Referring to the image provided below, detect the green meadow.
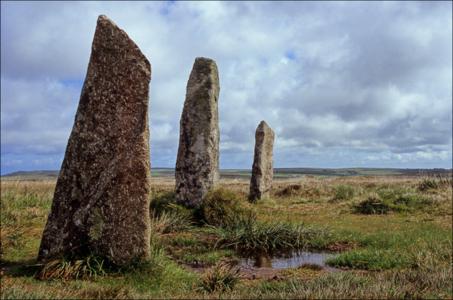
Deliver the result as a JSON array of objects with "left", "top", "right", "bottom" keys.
[{"left": 1, "top": 174, "right": 451, "bottom": 299}]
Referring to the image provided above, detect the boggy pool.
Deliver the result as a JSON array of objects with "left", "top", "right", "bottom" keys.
[{"left": 239, "top": 251, "right": 339, "bottom": 271}]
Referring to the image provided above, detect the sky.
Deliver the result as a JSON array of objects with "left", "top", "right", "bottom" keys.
[{"left": 1, "top": 1, "right": 452, "bottom": 174}]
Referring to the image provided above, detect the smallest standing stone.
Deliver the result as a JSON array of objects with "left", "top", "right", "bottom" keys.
[{"left": 249, "top": 121, "right": 275, "bottom": 202}]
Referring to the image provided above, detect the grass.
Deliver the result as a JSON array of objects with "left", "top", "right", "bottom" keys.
[
  {"left": 198, "top": 261, "right": 240, "bottom": 293},
  {"left": 332, "top": 184, "right": 355, "bottom": 202},
  {"left": 237, "top": 265, "right": 452, "bottom": 299},
  {"left": 200, "top": 188, "right": 333, "bottom": 254},
  {"left": 214, "top": 220, "right": 332, "bottom": 254},
  {"left": 353, "top": 193, "right": 391, "bottom": 214},
  {"left": 201, "top": 187, "right": 253, "bottom": 227},
  {"left": 1, "top": 175, "right": 452, "bottom": 299},
  {"left": 151, "top": 208, "right": 193, "bottom": 234},
  {"left": 36, "top": 255, "right": 107, "bottom": 280},
  {"left": 418, "top": 174, "right": 452, "bottom": 192},
  {"left": 161, "top": 229, "right": 234, "bottom": 267},
  {"left": 354, "top": 187, "right": 436, "bottom": 214}
]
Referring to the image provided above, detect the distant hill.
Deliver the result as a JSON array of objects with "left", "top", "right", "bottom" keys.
[
  {"left": 3, "top": 170, "right": 60, "bottom": 177},
  {"left": 273, "top": 167, "right": 451, "bottom": 177},
  {"left": 1, "top": 170, "right": 60, "bottom": 181},
  {"left": 2, "top": 167, "right": 451, "bottom": 181}
]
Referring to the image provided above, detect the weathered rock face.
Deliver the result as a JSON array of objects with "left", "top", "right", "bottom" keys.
[
  {"left": 38, "top": 15, "right": 152, "bottom": 266},
  {"left": 249, "top": 121, "right": 275, "bottom": 202},
  {"left": 175, "top": 57, "right": 220, "bottom": 208}
]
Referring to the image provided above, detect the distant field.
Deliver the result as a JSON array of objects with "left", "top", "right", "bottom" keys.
[{"left": 2, "top": 167, "right": 451, "bottom": 181}]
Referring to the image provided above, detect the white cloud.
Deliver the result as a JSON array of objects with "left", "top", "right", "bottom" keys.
[{"left": 1, "top": 1, "right": 451, "bottom": 173}]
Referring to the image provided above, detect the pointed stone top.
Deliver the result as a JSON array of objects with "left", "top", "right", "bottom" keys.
[
  {"left": 191, "top": 57, "right": 218, "bottom": 76},
  {"left": 96, "top": 15, "right": 120, "bottom": 29},
  {"left": 186, "top": 57, "right": 219, "bottom": 95},
  {"left": 257, "top": 120, "right": 273, "bottom": 133},
  {"left": 91, "top": 14, "right": 150, "bottom": 76},
  {"left": 97, "top": 14, "right": 111, "bottom": 22},
  {"left": 259, "top": 120, "right": 269, "bottom": 128},
  {"left": 195, "top": 57, "right": 217, "bottom": 65}
]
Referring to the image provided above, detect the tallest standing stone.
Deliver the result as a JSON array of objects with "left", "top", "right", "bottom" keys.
[
  {"left": 38, "top": 15, "right": 152, "bottom": 266},
  {"left": 175, "top": 57, "right": 220, "bottom": 208}
]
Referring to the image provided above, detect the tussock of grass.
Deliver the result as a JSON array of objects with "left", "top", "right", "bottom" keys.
[
  {"left": 201, "top": 188, "right": 332, "bottom": 253},
  {"left": 418, "top": 174, "right": 452, "bottom": 192},
  {"left": 418, "top": 178, "right": 440, "bottom": 191},
  {"left": 151, "top": 205, "right": 193, "bottom": 234},
  {"left": 275, "top": 184, "right": 302, "bottom": 197},
  {"left": 354, "top": 188, "right": 435, "bottom": 214},
  {"left": 149, "top": 191, "right": 177, "bottom": 214},
  {"left": 199, "top": 261, "right": 240, "bottom": 293},
  {"left": 331, "top": 185, "right": 355, "bottom": 202},
  {"left": 353, "top": 193, "right": 390, "bottom": 214},
  {"left": 150, "top": 190, "right": 195, "bottom": 233},
  {"left": 274, "top": 183, "right": 322, "bottom": 199},
  {"left": 215, "top": 220, "right": 331, "bottom": 254},
  {"left": 36, "top": 255, "right": 106, "bottom": 280},
  {"left": 201, "top": 188, "right": 254, "bottom": 228}
]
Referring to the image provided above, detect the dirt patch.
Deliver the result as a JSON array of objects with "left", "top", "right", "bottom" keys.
[
  {"left": 326, "top": 241, "right": 357, "bottom": 252},
  {"left": 240, "top": 263, "right": 332, "bottom": 280},
  {"left": 240, "top": 265, "right": 281, "bottom": 280},
  {"left": 275, "top": 184, "right": 302, "bottom": 197},
  {"left": 182, "top": 261, "right": 309, "bottom": 280}
]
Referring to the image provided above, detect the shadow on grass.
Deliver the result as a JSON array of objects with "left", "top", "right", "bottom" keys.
[
  {"left": 0, "top": 258, "right": 42, "bottom": 277},
  {"left": 150, "top": 190, "right": 178, "bottom": 215}
]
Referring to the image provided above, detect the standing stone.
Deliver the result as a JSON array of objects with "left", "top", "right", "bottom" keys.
[
  {"left": 175, "top": 57, "right": 220, "bottom": 208},
  {"left": 38, "top": 15, "right": 152, "bottom": 266},
  {"left": 249, "top": 121, "right": 275, "bottom": 202}
]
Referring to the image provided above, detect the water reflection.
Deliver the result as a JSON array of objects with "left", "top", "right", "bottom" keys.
[{"left": 240, "top": 251, "right": 337, "bottom": 270}]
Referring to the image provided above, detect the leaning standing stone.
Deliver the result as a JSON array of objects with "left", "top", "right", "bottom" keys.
[
  {"left": 38, "top": 15, "right": 152, "bottom": 266},
  {"left": 175, "top": 57, "right": 220, "bottom": 208},
  {"left": 249, "top": 121, "right": 275, "bottom": 202}
]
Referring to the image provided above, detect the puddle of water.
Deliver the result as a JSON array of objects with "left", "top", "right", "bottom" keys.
[{"left": 239, "top": 251, "right": 338, "bottom": 270}]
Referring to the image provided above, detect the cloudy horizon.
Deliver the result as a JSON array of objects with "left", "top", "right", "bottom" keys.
[{"left": 1, "top": 1, "right": 452, "bottom": 175}]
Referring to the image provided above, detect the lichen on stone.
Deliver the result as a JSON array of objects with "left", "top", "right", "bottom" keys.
[
  {"left": 88, "top": 207, "right": 104, "bottom": 241},
  {"left": 38, "top": 15, "right": 152, "bottom": 266},
  {"left": 249, "top": 121, "right": 275, "bottom": 202},
  {"left": 175, "top": 57, "right": 220, "bottom": 208}
]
